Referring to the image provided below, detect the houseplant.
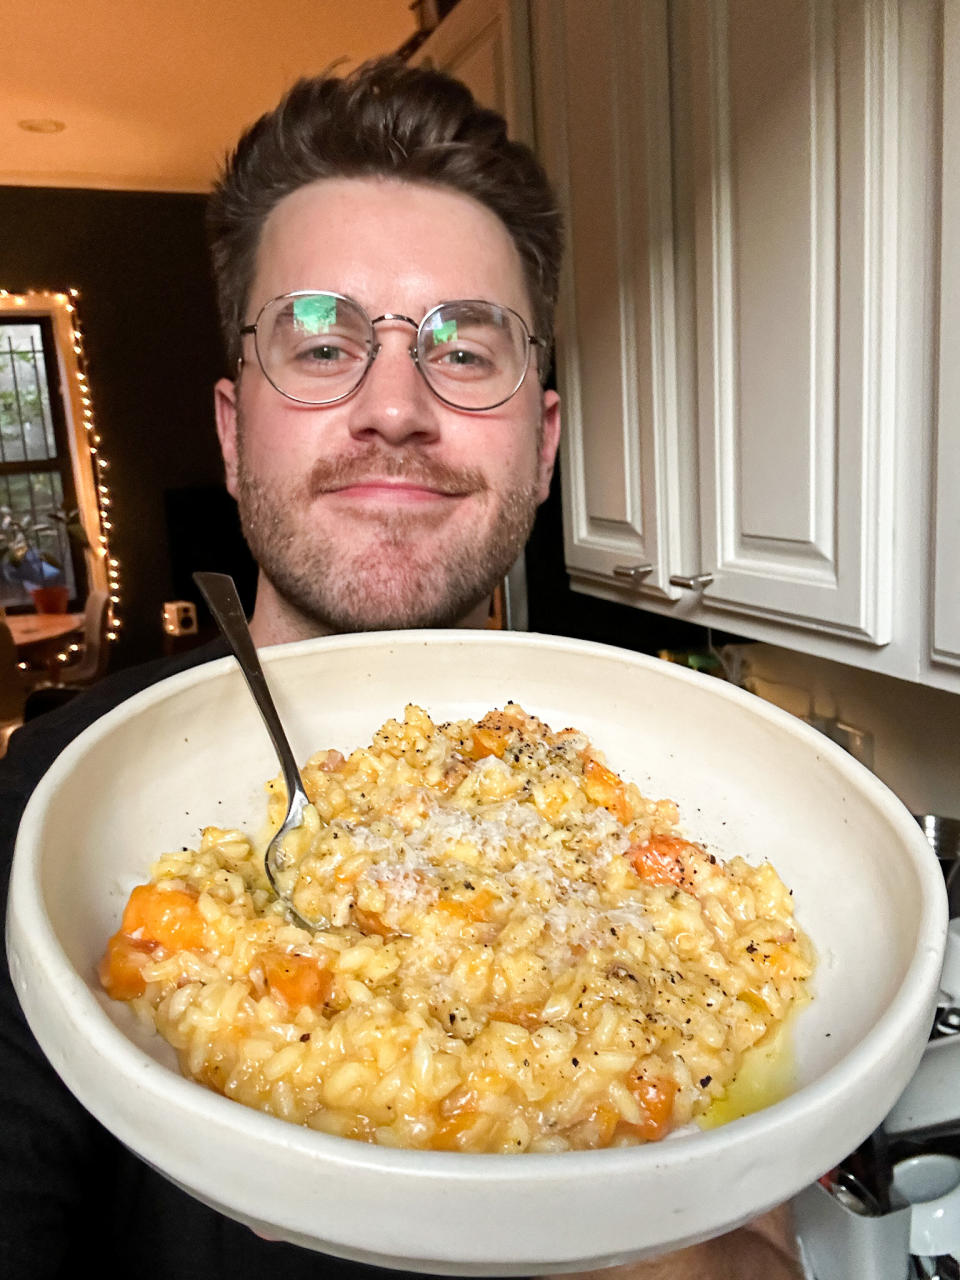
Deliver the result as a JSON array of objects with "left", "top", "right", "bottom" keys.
[{"left": 0, "top": 505, "right": 89, "bottom": 613}]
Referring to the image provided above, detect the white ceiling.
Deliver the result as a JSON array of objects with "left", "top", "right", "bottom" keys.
[{"left": 3, "top": 0, "right": 417, "bottom": 193}]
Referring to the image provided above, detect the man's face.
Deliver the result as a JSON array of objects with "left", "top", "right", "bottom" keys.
[{"left": 215, "top": 177, "right": 560, "bottom": 641}]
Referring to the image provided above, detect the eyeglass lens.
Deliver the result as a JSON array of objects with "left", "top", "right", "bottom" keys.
[{"left": 254, "top": 293, "right": 532, "bottom": 409}]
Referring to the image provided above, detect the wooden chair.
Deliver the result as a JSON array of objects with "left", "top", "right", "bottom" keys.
[{"left": 55, "top": 588, "right": 110, "bottom": 686}]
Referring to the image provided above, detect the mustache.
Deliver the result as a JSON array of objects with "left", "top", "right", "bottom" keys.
[{"left": 306, "top": 450, "right": 488, "bottom": 497}]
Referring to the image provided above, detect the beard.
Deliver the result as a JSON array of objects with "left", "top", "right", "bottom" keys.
[{"left": 234, "top": 434, "right": 542, "bottom": 634}]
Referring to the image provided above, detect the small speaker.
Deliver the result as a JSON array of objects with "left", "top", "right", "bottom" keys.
[{"left": 162, "top": 600, "right": 198, "bottom": 637}]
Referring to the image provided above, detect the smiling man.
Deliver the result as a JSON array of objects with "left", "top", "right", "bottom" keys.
[
  {"left": 0, "top": 57, "right": 800, "bottom": 1280},
  {"left": 208, "top": 71, "right": 560, "bottom": 645}
]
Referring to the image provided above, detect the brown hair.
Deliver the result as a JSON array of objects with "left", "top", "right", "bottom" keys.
[{"left": 207, "top": 56, "right": 563, "bottom": 372}]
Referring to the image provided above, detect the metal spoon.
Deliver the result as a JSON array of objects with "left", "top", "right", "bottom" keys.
[{"left": 193, "top": 572, "right": 317, "bottom": 929}]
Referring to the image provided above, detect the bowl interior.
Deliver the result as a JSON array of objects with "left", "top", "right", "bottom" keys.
[{"left": 41, "top": 631, "right": 933, "bottom": 1083}]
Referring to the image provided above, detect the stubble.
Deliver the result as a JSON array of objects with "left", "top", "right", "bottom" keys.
[{"left": 234, "top": 430, "right": 541, "bottom": 634}]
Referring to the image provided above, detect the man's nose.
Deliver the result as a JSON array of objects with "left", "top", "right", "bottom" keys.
[{"left": 345, "top": 330, "right": 442, "bottom": 446}]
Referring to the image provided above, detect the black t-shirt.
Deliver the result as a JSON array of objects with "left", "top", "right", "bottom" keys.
[{"left": 0, "top": 643, "right": 463, "bottom": 1279}]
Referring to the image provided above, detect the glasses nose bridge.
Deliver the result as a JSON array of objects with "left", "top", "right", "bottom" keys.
[{"left": 368, "top": 311, "right": 423, "bottom": 372}]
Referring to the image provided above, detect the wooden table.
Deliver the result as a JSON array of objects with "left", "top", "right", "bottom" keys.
[
  {"left": 7, "top": 613, "right": 85, "bottom": 679},
  {"left": 7, "top": 612, "right": 84, "bottom": 652}
]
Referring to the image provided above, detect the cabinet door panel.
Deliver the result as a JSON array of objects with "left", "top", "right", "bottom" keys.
[
  {"left": 412, "top": 0, "right": 533, "bottom": 143},
  {"left": 932, "top": 0, "right": 960, "bottom": 670},
  {"left": 689, "top": 0, "right": 896, "bottom": 642},
  {"left": 534, "top": 0, "right": 685, "bottom": 599}
]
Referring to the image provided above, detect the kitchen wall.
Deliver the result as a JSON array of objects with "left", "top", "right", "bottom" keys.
[
  {"left": 731, "top": 644, "right": 960, "bottom": 822},
  {"left": 0, "top": 185, "right": 254, "bottom": 668}
]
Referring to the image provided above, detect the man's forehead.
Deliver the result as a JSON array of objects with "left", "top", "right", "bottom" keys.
[{"left": 248, "top": 175, "right": 532, "bottom": 321}]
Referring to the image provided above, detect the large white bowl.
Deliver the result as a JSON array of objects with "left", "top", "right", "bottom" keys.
[{"left": 7, "top": 631, "right": 947, "bottom": 1273}]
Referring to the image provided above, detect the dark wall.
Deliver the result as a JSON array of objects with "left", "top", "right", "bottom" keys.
[{"left": 0, "top": 186, "right": 253, "bottom": 668}]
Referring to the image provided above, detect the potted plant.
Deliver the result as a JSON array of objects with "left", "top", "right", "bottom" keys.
[{"left": 0, "top": 505, "right": 89, "bottom": 613}]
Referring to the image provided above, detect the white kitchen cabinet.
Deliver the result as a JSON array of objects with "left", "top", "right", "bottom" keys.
[
  {"left": 930, "top": 0, "right": 960, "bottom": 679},
  {"left": 538, "top": 0, "right": 898, "bottom": 638},
  {"left": 534, "top": 0, "right": 952, "bottom": 690},
  {"left": 411, "top": 0, "right": 533, "bottom": 144},
  {"left": 532, "top": 0, "right": 695, "bottom": 606}
]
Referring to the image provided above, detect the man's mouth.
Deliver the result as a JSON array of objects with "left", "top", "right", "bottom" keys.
[{"left": 324, "top": 478, "right": 466, "bottom": 504}]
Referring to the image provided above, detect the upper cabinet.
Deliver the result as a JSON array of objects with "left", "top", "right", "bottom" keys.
[
  {"left": 532, "top": 0, "right": 953, "bottom": 692},
  {"left": 411, "top": 0, "right": 533, "bottom": 143}
]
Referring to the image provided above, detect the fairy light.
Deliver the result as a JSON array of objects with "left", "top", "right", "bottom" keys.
[
  {"left": 69, "top": 289, "right": 121, "bottom": 641},
  {"left": 1, "top": 287, "right": 122, "bottom": 645}
]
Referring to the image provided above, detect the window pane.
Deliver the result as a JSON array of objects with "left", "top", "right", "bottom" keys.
[
  {"left": 0, "top": 311, "right": 88, "bottom": 612},
  {"left": 0, "top": 323, "right": 56, "bottom": 464},
  {"left": 1, "top": 467, "right": 76, "bottom": 610}
]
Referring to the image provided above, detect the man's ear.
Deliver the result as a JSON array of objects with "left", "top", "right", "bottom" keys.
[
  {"left": 536, "top": 389, "right": 561, "bottom": 504},
  {"left": 214, "top": 377, "right": 240, "bottom": 498}
]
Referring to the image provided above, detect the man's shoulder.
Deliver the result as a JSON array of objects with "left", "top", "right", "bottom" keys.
[{"left": 2, "top": 639, "right": 229, "bottom": 796}]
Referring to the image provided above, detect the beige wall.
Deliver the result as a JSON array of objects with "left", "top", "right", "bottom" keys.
[{"left": 726, "top": 644, "right": 960, "bottom": 820}]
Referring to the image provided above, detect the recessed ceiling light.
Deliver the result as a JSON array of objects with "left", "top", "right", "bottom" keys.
[{"left": 18, "top": 118, "right": 67, "bottom": 134}]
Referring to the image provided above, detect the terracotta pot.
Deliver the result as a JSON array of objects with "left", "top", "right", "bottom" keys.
[{"left": 29, "top": 585, "right": 70, "bottom": 614}]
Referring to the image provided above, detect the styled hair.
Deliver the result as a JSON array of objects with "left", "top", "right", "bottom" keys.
[{"left": 207, "top": 56, "right": 563, "bottom": 372}]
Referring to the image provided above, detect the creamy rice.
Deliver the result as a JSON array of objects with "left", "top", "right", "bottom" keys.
[{"left": 100, "top": 703, "right": 813, "bottom": 1152}]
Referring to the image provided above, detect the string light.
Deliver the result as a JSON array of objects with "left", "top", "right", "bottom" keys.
[{"left": 1, "top": 287, "right": 122, "bottom": 651}]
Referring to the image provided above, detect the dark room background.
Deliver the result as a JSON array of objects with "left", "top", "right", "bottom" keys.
[
  {"left": 0, "top": 185, "right": 255, "bottom": 668},
  {"left": 0, "top": 182, "right": 712, "bottom": 672}
]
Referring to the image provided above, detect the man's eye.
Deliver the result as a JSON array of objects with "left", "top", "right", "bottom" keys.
[
  {"left": 433, "top": 347, "right": 492, "bottom": 372},
  {"left": 290, "top": 341, "right": 362, "bottom": 371},
  {"left": 302, "top": 344, "right": 343, "bottom": 362}
]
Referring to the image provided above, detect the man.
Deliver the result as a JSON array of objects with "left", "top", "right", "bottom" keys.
[
  {"left": 0, "top": 58, "right": 800, "bottom": 1279},
  {"left": 207, "top": 64, "right": 560, "bottom": 646}
]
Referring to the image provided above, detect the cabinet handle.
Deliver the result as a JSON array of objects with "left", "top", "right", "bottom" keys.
[
  {"left": 668, "top": 573, "right": 714, "bottom": 591},
  {"left": 613, "top": 563, "right": 653, "bottom": 583}
]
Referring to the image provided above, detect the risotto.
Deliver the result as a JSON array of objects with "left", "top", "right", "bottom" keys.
[{"left": 100, "top": 703, "right": 813, "bottom": 1153}]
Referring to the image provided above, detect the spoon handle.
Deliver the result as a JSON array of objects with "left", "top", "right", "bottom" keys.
[{"left": 193, "top": 572, "right": 308, "bottom": 809}]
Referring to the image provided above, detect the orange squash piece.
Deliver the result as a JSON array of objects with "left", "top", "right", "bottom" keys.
[
  {"left": 262, "top": 951, "right": 332, "bottom": 1010},
  {"left": 99, "top": 931, "right": 156, "bottom": 1000},
  {"left": 467, "top": 725, "right": 509, "bottom": 760},
  {"left": 582, "top": 758, "right": 631, "bottom": 824},
  {"left": 627, "top": 1076, "right": 678, "bottom": 1141},
  {"left": 434, "top": 888, "right": 496, "bottom": 923},
  {"left": 626, "top": 835, "right": 693, "bottom": 887},
  {"left": 121, "top": 883, "right": 206, "bottom": 951}
]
